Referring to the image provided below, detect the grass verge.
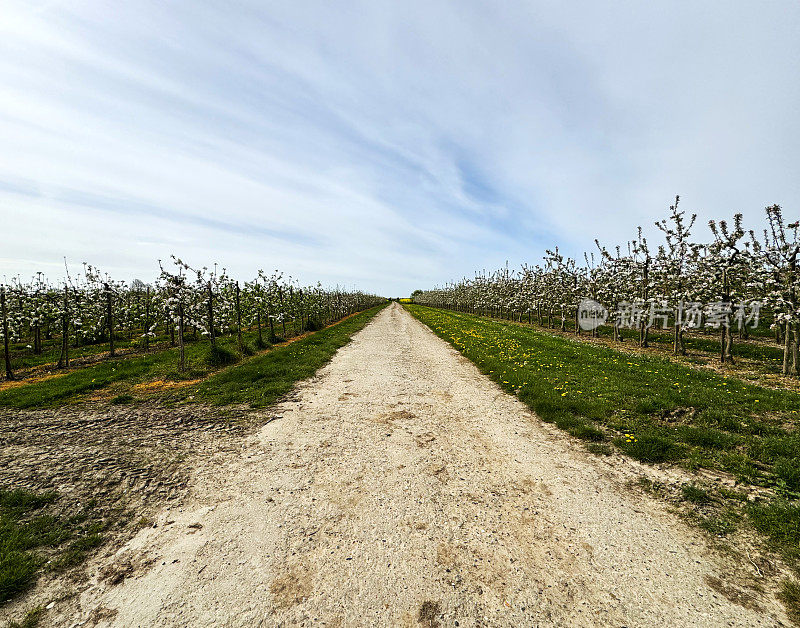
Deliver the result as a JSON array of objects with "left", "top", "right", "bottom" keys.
[
  {"left": 0, "top": 310, "right": 383, "bottom": 409},
  {"left": 0, "top": 489, "right": 105, "bottom": 606}
]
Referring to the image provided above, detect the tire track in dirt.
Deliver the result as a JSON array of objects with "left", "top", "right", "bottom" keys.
[{"left": 67, "top": 303, "right": 787, "bottom": 626}]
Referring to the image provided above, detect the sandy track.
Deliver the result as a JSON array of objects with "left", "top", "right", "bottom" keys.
[{"left": 67, "top": 303, "right": 786, "bottom": 627}]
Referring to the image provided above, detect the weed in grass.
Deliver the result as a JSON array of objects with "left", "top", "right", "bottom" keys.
[
  {"left": 569, "top": 422, "right": 605, "bottom": 442},
  {"left": 676, "top": 425, "right": 741, "bottom": 450},
  {"left": 774, "top": 458, "right": 800, "bottom": 493},
  {"left": 110, "top": 394, "right": 133, "bottom": 405},
  {"left": 682, "top": 483, "right": 712, "bottom": 504},
  {"left": 585, "top": 443, "right": 613, "bottom": 456},
  {"left": 752, "top": 434, "right": 800, "bottom": 464},
  {"left": 617, "top": 432, "right": 685, "bottom": 463},
  {"left": 697, "top": 508, "right": 740, "bottom": 536},
  {"left": 747, "top": 500, "right": 800, "bottom": 561},
  {"left": 779, "top": 579, "right": 800, "bottom": 625},
  {"left": 719, "top": 452, "right": 760, "bottom": 484},
  {"left": 6, "top": 606, "right": 43, "bottom": 628}
]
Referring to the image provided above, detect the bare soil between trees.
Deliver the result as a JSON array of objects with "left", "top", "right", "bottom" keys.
[{"left": 2, "top": 303, "right": 792, "bottom": 626}]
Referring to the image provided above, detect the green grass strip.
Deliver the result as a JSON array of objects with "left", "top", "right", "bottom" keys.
[
  {"left": 0, "top": 489, "right": 104, "bottom": 606},
  {"left": 0, "top": 310, "right": 383, "bottom": 410}
]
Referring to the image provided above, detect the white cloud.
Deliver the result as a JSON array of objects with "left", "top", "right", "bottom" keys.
[{"left": 0, "top": 0, "right": 798, "bottom": 294}]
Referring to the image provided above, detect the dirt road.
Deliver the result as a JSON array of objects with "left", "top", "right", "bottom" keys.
[{"left": 67, "top": 303, "right": 787, "bottom": 626}]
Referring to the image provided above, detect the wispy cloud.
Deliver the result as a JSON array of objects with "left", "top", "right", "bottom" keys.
[{"left": 1, "top": 1, "right": 798, "bottom": 293}]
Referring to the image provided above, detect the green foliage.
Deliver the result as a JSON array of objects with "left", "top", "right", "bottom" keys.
[
  {"left": 675, "top": 425, "right": 740, "bottom": 450},
  {"left": 553, "top": 414, "right": 604, "bottom": 441},
  {"left": 0, "top": 355, "right": 163, "bottom": 409},
  {"left": 110, "top": 394, "right": 134, "bottom": 405}
]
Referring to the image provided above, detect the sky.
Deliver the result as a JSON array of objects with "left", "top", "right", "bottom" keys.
[{"left": 1, "top": 1, "right": 799, "bottom": 296}]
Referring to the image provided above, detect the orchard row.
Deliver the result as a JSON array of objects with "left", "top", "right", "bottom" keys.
[
  {"left": 415, "top": 202, "right": 800, "bottom": 376},
  {"left": 0, "top": 256, "right": 385, "bottom": 379}
]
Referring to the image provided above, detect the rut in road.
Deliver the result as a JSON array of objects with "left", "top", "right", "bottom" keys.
[{"left": 70, "top": 303, "right": 786, "bottom": 627}]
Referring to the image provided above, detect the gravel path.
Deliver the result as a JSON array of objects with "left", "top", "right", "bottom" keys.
[{"left": 69, "top": 303, "right": 787, "bottom": 627}]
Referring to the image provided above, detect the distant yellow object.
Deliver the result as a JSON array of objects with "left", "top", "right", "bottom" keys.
[{"left": 399, "top": 298, "right": 413, "bottom": 303}]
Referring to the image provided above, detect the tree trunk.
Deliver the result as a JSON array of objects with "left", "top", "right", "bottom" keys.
[
  {"left": 720, "top": 325, "right": 726, "bottom": 363},
  {"left": 724, "top": 324, "right": 734, "bottom": 364},
  {"left": 673, "top": 321, "right": 680, "bottom": 355},
  {"left": 57, "top": 285, "right": 69, "bottom": 368},
  {"left": 279, "top": 288, "right": 287, "bottom": 338},
  {"left": 783, "top": 321, "right": 792, "bottom": 375},
  {"left": 144, "top": 287, "right": 151, "bottom": 350},
  {"left": 267, "top": 306, "right": 276, "bottom": 342},
  {"left": 178, "top": 303, "right": 186, "bottom": 371},
  {"left": 207, "top": 282, "right": 216, "bottom": 346},
  {"left": 235, "top": 281, "right": 243, "bottom": 353},
  {"left": 73, "top": 293, "right": 81, "bottom": 348},
  {"left": 105, "top": 283, "right": 115, "bottom": 357},
  {"left": 1, "top": 286, "right": 13, "bottom": 380}
]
